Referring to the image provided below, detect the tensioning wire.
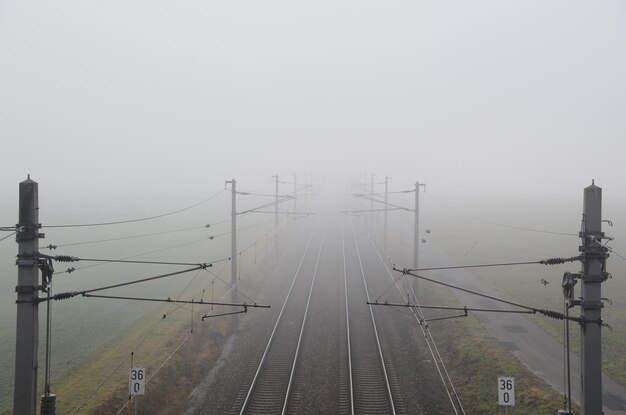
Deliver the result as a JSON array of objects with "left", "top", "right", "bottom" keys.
[
  {"left": 404, "top": 256, "right": 581, "bottom": 272},
  {"left": 49, "top": 255, "right": 208, "bottom": 267},
  {"left": 69, "top": 266, "right": 207, "bottom": 414},
  {"left": 362, "top": 226, "right": 465, "bottom": 414},
  {"left": 46, "top": 265, "right": 207, "bottom": 302},
  {"left": 56, "top": 236, "right": 220, "bottom": 275}
]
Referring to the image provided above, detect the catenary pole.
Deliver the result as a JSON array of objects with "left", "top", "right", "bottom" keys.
[
  {"left": 580, "top": 181, "right": 606, "bottom": 414},
  {"left": 14, "top": 176, "right": 40, "bottom": 415},
  {"left": 413, "top": 181, "right": 426, "bottom": 298},
  {"left": 293, "top": 173, "right": 297, "bottom": 225},
  {"left": 384, "top": 176, "right": 389, "bottom": 253},
  {"left": 273, "top": 175, "right": 279, "bottom": 228},
  {"left": 304, "top": 171, "right": 308, "bottom": 215},
  {"left": 370, "top": 173, "right": 374, "bottom": 227},
  {"left": 226, "top": 178, "right": 238, "bottom": 332},
  {"left": 273, "top": 175, "right": 279, "bottom": 264}
]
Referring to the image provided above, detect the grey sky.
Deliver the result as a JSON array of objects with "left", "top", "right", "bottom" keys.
[{"left": 1, "top": 0, "right": 625, "bottom": 206}]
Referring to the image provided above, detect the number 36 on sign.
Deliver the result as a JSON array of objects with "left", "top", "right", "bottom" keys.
[
  {"left": 129, "top": 367, "right": 146, "bottom": 396},
  {"left": 498, "top": 376, "right": 515, "bottom": 406}
]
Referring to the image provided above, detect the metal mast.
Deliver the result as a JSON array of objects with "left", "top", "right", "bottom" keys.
[
  {"left": 579, "top": 181, "right": 606, "bottom": 414},
  {"left": 14, "top": 177, "right": 40, "bottom": 415}
]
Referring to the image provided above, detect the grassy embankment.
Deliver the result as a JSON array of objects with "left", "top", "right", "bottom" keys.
[
  {"left": 432, "top": 229, "right": 626, "bottom": 388},
  {"left": 45, "top": 232, "right": 278, "bottom": 415},
  {"left": 383, "top": 232, "right": 578, "bottom": 414},
  {"left": 426, "top": 281, "right": 578, "bottom": 414}
]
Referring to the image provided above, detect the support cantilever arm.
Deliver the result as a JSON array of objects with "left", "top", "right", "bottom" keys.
[
  {"left": 353, "top": 194, "right": 413, "bottom": 212},
  {"left": 81, "top": 293, "right": 270, "bottom": 309}
]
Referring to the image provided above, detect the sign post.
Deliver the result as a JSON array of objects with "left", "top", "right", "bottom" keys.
[
  {"left": 129, "top": 367, "right": 145, "bottom": 414},
  {"left": 498, "top": 376, "right": 515, "bottom": 412},
  {"left": 129, "top": 367, "right": 146, "bottom": 396}
]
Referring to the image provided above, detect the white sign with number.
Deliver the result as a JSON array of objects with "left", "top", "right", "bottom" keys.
[
  {"left": 498, "top": 376, "right": 515, "bottom": 406},
  {"left": 129, "top": 367, "right": 146, "bottom": 396}
]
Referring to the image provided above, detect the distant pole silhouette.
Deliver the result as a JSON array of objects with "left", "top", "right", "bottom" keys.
[
  {"left": 273, "top": 174, "right": 280, "bottom": 265},
  {"left": 413, "top": 181, "right": 426, "bottom": 299},
  {"left": 384, "top": 176, "right": 390, "bottom": 253},
  {"left": 226, "top": 178, "right": 238, "bottom": 332}
]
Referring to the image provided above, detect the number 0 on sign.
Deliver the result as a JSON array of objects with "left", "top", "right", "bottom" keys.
[
  {"left": 498, "top": 376, "right": 515, "bottom": 406},
  {"left": 129, "top": 367, "right": 146, "bottom": 396}
]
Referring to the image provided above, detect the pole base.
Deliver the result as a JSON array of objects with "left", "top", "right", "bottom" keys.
[{"left": 40, "top": 394, "right": 56, "bottom": 415}]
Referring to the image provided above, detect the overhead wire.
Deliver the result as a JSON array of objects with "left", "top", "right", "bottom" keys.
[
  {"left": 239, "top": 196, "right": 295, "bottom": 215},
  {"left": 112, "top": 201, "right": 286, "bottom": 415},
  {"left": 55, "top": 236, "right": 220, "bottom": 275},
  {"left": 69, "top": 246, "right": 259, "bottom": 413},
  {"left": 46, "top": 265, "right": 208, "bottom": 302},
  {"left": 55, "top": 214, "right": 277, "bottom": 275},
  {"left": 209, "top": 217, "right": 276, "bottom": 239},
  {"left": 0, "top": 232, "right": 16, "bottom": 243},
  {"left": 425, "top": 193, "right": 577, "bottom": 237},
  {"left": 607, "top": 247, "right": 626, "bottom": 261},
  {"left": 55, "top": 216, "right": 276, "bottom": 301},
  {"left": 43, "top": 225, "right": 208, "bottom": 249},
  {"left": 70, "top": 266, "right": 208, "bottom": 414},
  {"left": 405, "top": 256, "right": 582, "bottom": 272},
  {"left": 114, "top": 332, "right": 193, "bottom": 415},
  {"left": 43, "top": 189, "right": 224, "bottom": 228},
  {"left": 56, "top": 217, "right": 275, "bottom": 289},
  {"left": 357, "top": 219, "right": 464, "bottom": 414},
  {"left": 354, "top": 194, "right": 413, "bottom": 212},
  {"left": 204, "top": 267, "right": 256, "bottom": 305},
  {"left": 66, "top": 188, "right": 286, "bottom": 412},
  {"left": 392, "top": 268, "right": 578, "bottom": 323},
  {"left": 46, "top": 255, "right": 209, "bottom": 267},
  {"left": 54, "top": 184, "right": 285, "bottom": 413},
  {"left": 82, "top": 294, "right": 269, "bottom": 308}
]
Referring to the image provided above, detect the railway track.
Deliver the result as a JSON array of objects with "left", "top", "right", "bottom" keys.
[
  {"left": 228, "top": 216, "right": 407, "bottom": 415},
  {"left": 192, "top": 214, "right": 455, "bottom": 414},
  {"left": 233, "top": 224, "right": 326, "bottom": 415},
  {"left": 342, "top": 217, "right": 404, "bottom": 415}
]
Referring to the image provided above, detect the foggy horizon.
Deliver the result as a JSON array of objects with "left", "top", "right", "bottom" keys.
[{"left": 1, "top": 0, "right": 625, "bottom": 205}]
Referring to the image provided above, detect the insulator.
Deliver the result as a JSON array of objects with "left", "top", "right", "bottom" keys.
[
  {"left": 54, "top": 291, "right": 77, "bottom": 301},
  {"left": 541, "top": 257, "right": 565, "bottom": 265},
  {"left": 539, "top": 309, "right": 565, "bottom": 320},
  {"left": 55, "top": 255, "right": 77, "bottom": 262}
]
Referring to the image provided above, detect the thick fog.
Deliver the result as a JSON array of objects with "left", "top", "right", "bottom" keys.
[
  {"left": 1, "top": 1, "right": 626, "bottom": 410},
  {"left": 1, "top": 0, "right": 625, "bottom": 207}
]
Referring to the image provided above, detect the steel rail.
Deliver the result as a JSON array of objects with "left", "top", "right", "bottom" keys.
[
  {"left": 341, "top": 218, "right": 354, "bottom": 415},
  {"left": 349, "top": 219, "right": 397, "bottom": 415},
  {"left": 341, "top": 217, "right": 355, "bottom": 415},
  {"left": 238, "top": 224, "right": 319, "bottom": 415},
  {"left": 368, "top": 235, "right": 464, "bottom": 415},
  {"left": 281, "top": 226, "right": 326, "bottom": 414}
]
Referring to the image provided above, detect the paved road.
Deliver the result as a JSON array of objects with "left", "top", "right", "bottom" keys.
[{"left": 421, "top": 243, "right": 626, "bottom": 414}]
